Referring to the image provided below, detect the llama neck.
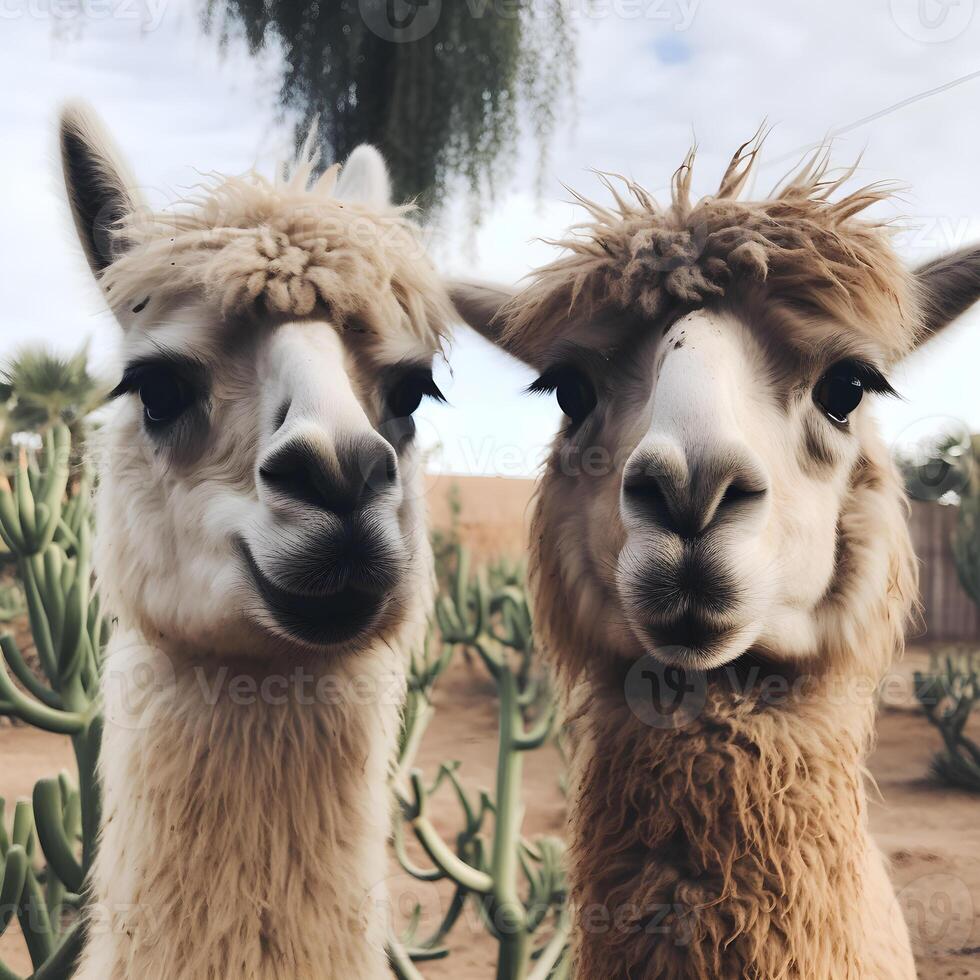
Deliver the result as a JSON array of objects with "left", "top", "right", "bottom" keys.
[
  {"left": 567, "top": 653, "right": 913, "bottom": 980},
  {"left": 78, "top": 631, "right": 399, "bottom": 980}
]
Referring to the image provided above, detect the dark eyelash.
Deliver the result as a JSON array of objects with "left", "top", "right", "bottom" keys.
[
  {"left": 526, "top": 366, "right": 574, "bottom": 396},
  {"left": 526, "top": 376, "right": 558, "bottom": 397},
  {"left": 388, "top": 364, "right": 448, "bottom": 405},
  {"left": 108, "top": 365, "right": 149, "bottom": 400},
  {"left": 383, "top": 355, "right": 442, "bottom": 389},
  {"left": 533, "top": 360, "right": 896, "bottom": 404},
  {"left": 108, "top": 358, "right": 206, "bottom": 400},
  {"left": 845, "top": 360, "right": 898, "bottom": 397},
  {"left": 418, "top": 373, "right": 448, "bottom": 404}
]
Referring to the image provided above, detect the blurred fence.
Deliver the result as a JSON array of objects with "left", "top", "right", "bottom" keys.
[
  {"left": 910, "top": 500, "right": 980, "bottom": 643},
  {"left": 424, "top": 478, "right": 979, "bottom": 644}
]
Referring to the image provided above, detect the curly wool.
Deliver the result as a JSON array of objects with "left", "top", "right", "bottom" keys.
[
  {"left": 567, "top": 674, "right": 885, "bottom": 980},
  {"left": 99, "top": 157, "right": 451, "bottom": 346},
  {"left": 212, "top": 226, "right": 358, "bottom": 317},
  {"left": 504, "top": 139, "right": 917, "bottom": 365}
]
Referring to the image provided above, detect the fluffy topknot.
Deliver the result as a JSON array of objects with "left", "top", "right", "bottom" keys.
[
  {"left": 100, "top": 152, "right": 451, "bottom": 348},
  {"left": 504, "top": 136, "right": 919, "bottom": 363}
]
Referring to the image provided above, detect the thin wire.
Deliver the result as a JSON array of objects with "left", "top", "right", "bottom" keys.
[{"left": 762, "top": 67, "right": 980, "bottom": 170}]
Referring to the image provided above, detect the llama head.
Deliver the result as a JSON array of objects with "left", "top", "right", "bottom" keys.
[
  {"left": 61, "top": 104, "right": 453, "bottom": 660},
  {"left": 454, "top": 141, "right": 980, "bottom": 677}
]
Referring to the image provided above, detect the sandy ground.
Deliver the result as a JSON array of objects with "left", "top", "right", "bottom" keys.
[{"left": 1, "top": 649, "right": 978, "bottom": 978}]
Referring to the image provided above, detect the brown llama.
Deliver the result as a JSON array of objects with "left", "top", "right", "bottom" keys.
[{"left": 451, "top": 139, "right": 980, "bottom": 979}]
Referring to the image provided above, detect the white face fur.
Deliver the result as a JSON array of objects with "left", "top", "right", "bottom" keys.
[
  {"left": 61, "top": 106, "right": 444, "bottom": 661},
  {"left": 96, "top": 309, "right": 439, "bottom": 660}
]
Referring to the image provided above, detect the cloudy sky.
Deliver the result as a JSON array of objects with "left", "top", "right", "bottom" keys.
[{"left": 2, "top": 0, "right": 979, "bottom": 475}]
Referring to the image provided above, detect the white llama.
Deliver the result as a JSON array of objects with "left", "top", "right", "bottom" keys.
[
  {"left": 451, "top": 143, "right": 980, "bottom": 978},
  {"left": 59, "top": 103, "right": 453, "bottom": 980}
]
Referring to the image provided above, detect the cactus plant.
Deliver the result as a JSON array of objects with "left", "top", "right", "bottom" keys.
[
  {"left": 390, "top": 546, "right": 568, "bottom": 980},
  {"left": 0, "top": 345, "right": 107, "bottom": 451},
  {"left": 915, "top": 649, "right": 980, "bottom": 792},
  {"left": 0, "top": 424, "right": 105, "bottom": 979}
]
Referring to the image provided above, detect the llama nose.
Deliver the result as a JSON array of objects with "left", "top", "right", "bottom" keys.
[
  {"left": 259, "top": 436, "right": 398, "bottom": 514},
  {"left": 622, "top": 439, "right": 768, "bottom": 538}
]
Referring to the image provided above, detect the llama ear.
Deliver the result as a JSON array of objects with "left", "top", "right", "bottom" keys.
[
  {"left": 335, "top": 145, "right": 391, "bottom": 209},
  {"left": 449, "top": 280, "right": 533, "bottom": 363},
  {"left": 59, "top": 102, "right": 142, "bottom": 281},
  {"left": 911, "top": 244, "right": 980, "bottom": 351}
]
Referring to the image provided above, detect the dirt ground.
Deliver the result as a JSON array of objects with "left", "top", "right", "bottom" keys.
[{"left": 1, "top": 649, "right": 978, "bottom": 979}]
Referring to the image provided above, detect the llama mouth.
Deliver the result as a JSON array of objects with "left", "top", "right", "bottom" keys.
[
  {"left": 239, "top": 541, "right": 390, "bottom": 647},
  {"left": 635, "top": 614, "right": 745, "bottom": 669}
]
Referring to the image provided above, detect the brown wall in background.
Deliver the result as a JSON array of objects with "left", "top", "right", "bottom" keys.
[
  {"left": 425, "top": 477, "right": 979, "bottom": 643},
  {"left": 909, "top": 500, "right": 980, "bottom": 643},
  {"left": 425, "top": 474, "right": 536, "bottom": 561}
]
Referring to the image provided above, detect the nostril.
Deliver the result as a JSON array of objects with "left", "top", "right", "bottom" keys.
[
  {"left": 259, "top": 456, "right": 323, "bottom": 509},
  {"left": 259, "top": 437, "right": 398, "bottom": 514},
  {"left": 718, "top": 480, "right": 767, "bottom": 511},
  {"left": 623, "top": 446, "right": 767, "bottom": 538},
  {"left": 622, "top": 473, "right": 674, "bottom": 528},
  {"left": 358, "top": 442, "right": 398, "bottom": 500},
  {"left": 272, "top": 399, "right": 291, "bottom": 433}
]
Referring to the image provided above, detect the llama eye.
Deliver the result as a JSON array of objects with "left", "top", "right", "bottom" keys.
[
  {"left": 813, "top": 361, "right": 872, "bottom": 425},
  {"left": 386, "top": 368, "right": 445, "bottom": 419},
  {"left": 110, "top": 358, "right": 207, "bottom": 433},
  {"left": 529, "top": 367, "right": 597, "bottom": 425},
  {"left": 138, "top": 367, "right": 194, "bottom": 426}
]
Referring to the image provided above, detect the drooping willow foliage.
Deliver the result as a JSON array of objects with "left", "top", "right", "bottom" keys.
[{"left": 204, "top": 0, "right": 575, "bottom": 214}]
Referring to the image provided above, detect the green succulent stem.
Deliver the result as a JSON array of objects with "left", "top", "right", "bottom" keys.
[
  {"left": 491, "top": 667, "right": 532, "bottom": 979},
  {"left": 32, "top": 781, "right": 83, "bottom": 895},
  {"left": 388, "top": 934, "right": 427, "bottom": 980},
  {"left": 17, "top": 865, "right": 55, "bottom": 968},
  {"left": 0, "top": 635, "right": 61, "bottom": 710},
  {"left": 0, "top": 845, "right": 29, "bottom": 937},
  {"left": 0, "top": 654, "right": 87, "bottom": 734},
  {"left": 406, "top": 808, "right": 494, "bottom": 895},
  {"left": 26, "top": 918, "right": 85, "bottom": 980},
  {"left": 0, "top": 422, "right": 102, "bottom": 980},
  {"left": 396, "top": 545, "right": 567, "bottom": 978},
  {"left": 526, "top": 912, "right": 572, "bottom": 980},
  {"left": 916, "top": 651, "right": 980, "bottom": 793},
  {"left": 19, "top": 555, "right": 58, "bottom": 682}
]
